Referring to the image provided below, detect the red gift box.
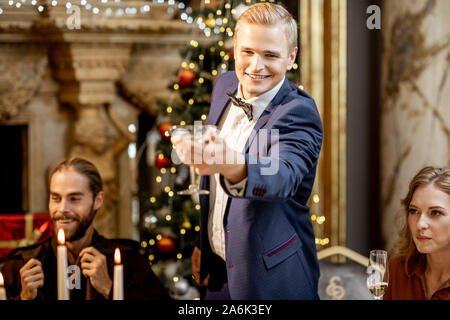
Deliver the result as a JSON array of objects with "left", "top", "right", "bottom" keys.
[{"left": 0, "top": 213, "right": 54, "bottom": 262}]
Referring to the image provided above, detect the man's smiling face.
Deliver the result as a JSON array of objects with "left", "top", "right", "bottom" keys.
[
  {"left": 234, "top": 22, "right": 297, "bottom": 100},
  {"left": 49, "top": 168, "right": 103, "bottom": 242}
]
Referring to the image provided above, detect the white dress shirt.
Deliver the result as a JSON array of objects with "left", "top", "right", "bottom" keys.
[{"left": 208, "top": 78, "right": 284, "bottom": 260}]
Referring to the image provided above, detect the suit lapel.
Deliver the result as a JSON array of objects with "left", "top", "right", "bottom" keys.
[
  {"left": 207, "top": 84, "right": 238, "bottom": 126},
  {"left": 245, "top": 76, "right": 292, "bottom": 153}
]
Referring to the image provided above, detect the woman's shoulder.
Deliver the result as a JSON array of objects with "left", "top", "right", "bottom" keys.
[
  {"left": 389, "top": 254, "right": 406, "bottom": 265},
  {"left": 388, "top": 254, "right": 408, "bottom": 274},
  {"left": 389, "top": 254, "right": 406, "bottom": 264}
]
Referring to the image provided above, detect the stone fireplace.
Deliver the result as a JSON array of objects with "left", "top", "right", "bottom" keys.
[{"left": 0, "top": 1, "right": 205, "bottom": 239}]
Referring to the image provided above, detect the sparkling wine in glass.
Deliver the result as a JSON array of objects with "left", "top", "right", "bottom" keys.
[
  {"left": 366, "top": 250, "right": 389, "bottom": 300},
  {"left": 170, "top": 123, "right": 218, "bottom": 196}
]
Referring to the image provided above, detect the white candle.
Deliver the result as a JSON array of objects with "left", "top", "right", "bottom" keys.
[
  {"left": 113, "top": 248, "right": 124, "bottom": 300},
  {"left": 57, "top": 228, "right": 69, "bottom": 300},
  {"left": 0, "top": 272, "right": 7, "bottom": 300}
]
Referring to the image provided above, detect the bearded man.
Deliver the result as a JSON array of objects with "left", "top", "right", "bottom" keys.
[{"left": 1, "top": 157, "right": 169, "bottom": 300}]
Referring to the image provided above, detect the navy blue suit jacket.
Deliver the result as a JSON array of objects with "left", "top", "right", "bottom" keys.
[{"left": 199, "top": 71, "right": 323, "bottom": 299}]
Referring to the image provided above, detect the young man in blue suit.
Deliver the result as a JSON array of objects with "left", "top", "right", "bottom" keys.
[{"left": 171, "top": 2, "right": 323, "bottom": 299}]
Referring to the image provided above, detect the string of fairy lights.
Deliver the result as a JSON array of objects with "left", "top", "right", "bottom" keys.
[
  {"left": 0, "top": 0, "right": 271, "bottom": 41},
  {"left": 310, "top": 193, "right": 329, "bottom": 247},
  {"left": 0, "top": 0, "right": 183, "bottom": 16}
]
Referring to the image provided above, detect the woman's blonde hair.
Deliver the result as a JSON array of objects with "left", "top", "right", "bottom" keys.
[
  {"left": 234, "top": 2, "right": 298, "bottom": 53},
  {"left": 394, "top": 166, "right": 450, "bottom": 271}
]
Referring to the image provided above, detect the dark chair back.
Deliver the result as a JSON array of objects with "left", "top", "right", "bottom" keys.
[{"left": 317, "top": 246, "right": 373, "bottom": 300}]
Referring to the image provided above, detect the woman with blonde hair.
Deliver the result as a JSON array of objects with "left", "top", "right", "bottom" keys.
[{"left": 384, "top": 166, "right": 450, "bottom": 299}]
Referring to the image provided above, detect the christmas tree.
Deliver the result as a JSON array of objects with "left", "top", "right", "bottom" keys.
[{"left": 137, "top": 0, "right": 301, "bottom": 299}]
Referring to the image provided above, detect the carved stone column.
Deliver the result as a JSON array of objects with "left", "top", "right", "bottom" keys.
[
  {"left": 48, "top": 42, "right": 132, "bottom": 238},
  {"left": 381, "top": 0, "right": 450, "bottom": 251},
  {"left": 50, "top": 43, "right": 131, "bottom": 106}
]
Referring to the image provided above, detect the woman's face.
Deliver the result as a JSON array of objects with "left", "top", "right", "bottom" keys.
[{"left": 408, "top": 183, "right": 450, "bottom": 255}]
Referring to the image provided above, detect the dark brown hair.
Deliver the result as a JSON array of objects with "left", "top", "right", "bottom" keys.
[
  {"left": 49, "top": 157, "right": 103, "bottom": 198},
  {"left": 394, "top": 166, "right": 450, "bottom": 272}
]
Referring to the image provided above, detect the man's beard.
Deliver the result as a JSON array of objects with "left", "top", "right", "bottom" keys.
[{"left": 52, "top": 203, "right": 96, "bottom": 242}]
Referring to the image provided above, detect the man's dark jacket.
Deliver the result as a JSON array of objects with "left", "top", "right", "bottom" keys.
[
  {"left": 199, "top": 71, "right": 323, "bottom": 299},
  {"left": 0, "top": 230, "right": 170, "bottom": 300}
]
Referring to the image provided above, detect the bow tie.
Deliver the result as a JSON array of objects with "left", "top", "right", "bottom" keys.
[{"left": 226, "top": 91, "right": 253, "bottom": 121}]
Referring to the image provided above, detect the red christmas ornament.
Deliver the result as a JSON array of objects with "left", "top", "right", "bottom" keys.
[
  {"left": 155, "top": 154, "right": 171, "bottom": 168},
  {"left": 178, "top": 68, "right": 196, "bottom": 87},
  {"left": 157, "top": 235, "right": 176, "bottom": 253},
  {"left": 157, "top": 122, "right": 173, "bottom": 140}
]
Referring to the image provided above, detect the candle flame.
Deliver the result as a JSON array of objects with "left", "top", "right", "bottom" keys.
[
  {"left": 57, "top": 228, "right": 65, "bottom": 245},
  {"left": 0, "top": 272, "right": 4, "bottom": 286},
  {"left": 114, "top": 248, "right": 121, "bottom": 264}
]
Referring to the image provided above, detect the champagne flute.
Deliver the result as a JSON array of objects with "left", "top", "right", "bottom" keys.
[
  {"left": 366, "top": 250, "right": 389, "bottom": 300},
  {"left": 170, "top": 123, "right": 218, "bottom": 196}
]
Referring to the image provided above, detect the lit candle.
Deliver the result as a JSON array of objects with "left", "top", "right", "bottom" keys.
[
  {"left": 0, "top": 272, "right": 6, "bottom": 300},
  {"left": 57, "top": 228, "right": 69, "bottom": 300},
  {"left": 113, "top": 248, "right": 124, "bottom": 300}
]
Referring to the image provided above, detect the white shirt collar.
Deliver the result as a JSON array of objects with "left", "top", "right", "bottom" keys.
[{"left": 236, "top": 77, "right": 285, "bottom": 120}]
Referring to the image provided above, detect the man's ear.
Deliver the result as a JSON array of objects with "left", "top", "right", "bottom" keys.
[
  {"left": 286, "top": 47, "right": 298, "bottom": 70},
  {"left": 93, "top": 191, "right": 104, "bottom": 211}
]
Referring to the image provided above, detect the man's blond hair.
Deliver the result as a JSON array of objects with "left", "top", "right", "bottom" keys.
[{"left": 234, "top": 2, "right": 298, "bottom": 53}]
